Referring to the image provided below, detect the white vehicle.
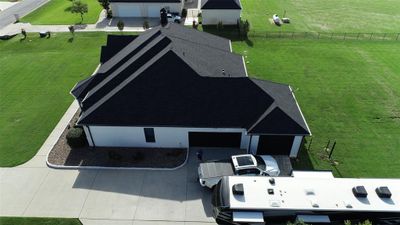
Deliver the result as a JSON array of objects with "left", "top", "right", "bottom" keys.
[
  {"left": 167, "top": 13, "right": 181, "bottom": 23},
  {"left": 198, "top": 154, "right": 280, "bottom": 189}
]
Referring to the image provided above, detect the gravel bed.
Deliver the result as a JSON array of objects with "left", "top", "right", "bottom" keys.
[{"left": 48, "top": 111, "right": 187, "bottom": 168}]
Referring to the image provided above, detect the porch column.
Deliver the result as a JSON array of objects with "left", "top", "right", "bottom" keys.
[{"left": 289, "top": 136, "right": 303, "bottom": 158}]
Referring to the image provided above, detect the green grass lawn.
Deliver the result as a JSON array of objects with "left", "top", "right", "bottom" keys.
[
  {"left": 20, "top": 0, "right": 102, "bottom": 25},
  {"left": 0, "top": 32, "right": 110, "bottom": 167},
  {"left": 0, "top": 217, "right": 82, "bottom": 225},
  {"left": 233, "top": 39, "right": 400, "bottom": 178},
  {"left": 241, "top": 0, "right": 400, "bottom": 33}
]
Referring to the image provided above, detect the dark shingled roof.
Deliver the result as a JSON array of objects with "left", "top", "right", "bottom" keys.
[
  {"left": 110, "top": 0, "right": 180, "bottom": 2},
  {"left": 71, "top": 23, "right": 310, "bottom": 135},
  {"left": 201, "top": 0, "right": 241, "bottom": 9},
  {"left": 100, "top": 35, "right": 138, "bottom": 63}
]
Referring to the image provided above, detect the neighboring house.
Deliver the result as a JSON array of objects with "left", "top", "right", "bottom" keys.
[
  {"left": 201, "top": 0, "right": 241, "bottom": 25},
  {"left": 109, "top": 0, "right": 183, "bottom": 17},
  {"left": 71, "top": 23, "right": 311, "bottom": 157}
]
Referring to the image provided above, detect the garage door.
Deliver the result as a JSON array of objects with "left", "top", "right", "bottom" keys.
[
  {"left": 147, "top": 5, "right": 160, "bottom": 17},
  {"left": 257, "top": 135, "right": 294, "bottom": 155},
  {"left": 188, "top": 132, "right": 242, "bottom": 148},
  {"left": 117, "top": 5, "right": 141, "bottom": 17}
]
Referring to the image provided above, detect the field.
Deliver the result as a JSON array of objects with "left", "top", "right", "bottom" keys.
[
  {"left": 240, "top": 0, "right": 400, "bottom": 33},
  {"left": 0, "top": 32, "right": 108, "bottom": 167},
  {"left": 233, "top": 39, "right": 400, "bottom": 178},
  {"left": 0, "top": 217, "right": 82, "bottom": 225},
  {"left": 20, "top": 0, "right": 102, "bottom": 25}
]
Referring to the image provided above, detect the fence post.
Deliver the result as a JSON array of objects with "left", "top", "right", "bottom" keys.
[
  {"left": 383, "top": 33, "right": 386, "bottom": 40},
  {"left": 318, "top": 32, "right": 320, "bottom": 39},
  {"left": 330, "top": 32, "right": 333, "bottom": 40},
  {"left": 397, "top": 33, "right": 400, "bottom": 41},
  {"left": 279, "top": 31, "right": 281, "bottom": 38},
  {"left": 329, "top": 141, "right": 336, "bottom": 159},
  {"left": 266, "top": 31, "right": 268, "bottom": 38},
  {"left": 357, "top": 33, "right": 360, "bottom": 40},
  {"left": 343, "top": 33, "right": 346, "bottom": 40},
  {"left": 292, "top": 32, "right": 294, "bottom": 39},
  {"left": 305, "top": 32, "right": 307, "bottom": 38},
  {"left": 370, "top": 33, "right": 373, "bottom": 40}
]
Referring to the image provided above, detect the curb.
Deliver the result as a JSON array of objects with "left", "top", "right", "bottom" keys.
[{"left": 46, "top": 148, "right": 189, "bottom": 171}]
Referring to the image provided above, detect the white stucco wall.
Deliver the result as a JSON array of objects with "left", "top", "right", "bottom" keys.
[
  {"left": 201, "top": 9, "right": 241, "bottom": 25},
  {"left": 289, "top": 136, "right": 303, "bottom": 158},
  {"left": 88, "top": 126, "right": 250, "bottom": 149},
  {"left": 111, "top": 2, "right": 183, "bottom": 17}
]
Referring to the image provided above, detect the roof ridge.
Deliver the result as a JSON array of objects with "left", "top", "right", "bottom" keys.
[
  {"left": 81, "top": 35, "right": 170, "bottom": 107},
  {"left": 78, "top": 46, "right": 173, "bottom": 124}
]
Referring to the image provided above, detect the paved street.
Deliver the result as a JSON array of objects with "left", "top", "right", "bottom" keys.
[
  {"left": 0, "top": 102, "right": 245, "bottom": 225},
  {"left": 0, "top": 0, "right": 49, "bottom": 29}
]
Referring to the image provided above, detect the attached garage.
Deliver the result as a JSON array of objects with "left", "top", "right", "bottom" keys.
[
  {"left": 115, "top": 4, "right": 141, "bottom": 17},
  {"left": 257, "top": 135, "right": 294, "bottom": 155},
  {"left": 201, "top": 0, "right": 241, "bottom": 25},
  {"left": 189, "top": 132, "right": 242, "bottom": 148}
]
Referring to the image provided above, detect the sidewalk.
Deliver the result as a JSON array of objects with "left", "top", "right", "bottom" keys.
[{"left": 0, "top": 11, "right": 160, "bottom": 36}]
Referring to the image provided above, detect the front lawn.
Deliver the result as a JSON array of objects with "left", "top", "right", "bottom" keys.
[
  {"left": 20, "top": 0, "right": 102, "bottom": 25},
  {"left": 233, "top": 39, "right": 400, "bottom": 178},
  {"left": 240, "top": 0, "right": 400, "bottom": 33},
  {"left": 0, "top": 217, "right": 82, "bottom": 225},
  {"left": 0, "top": 32, "right": 109, "bottom": 167}
]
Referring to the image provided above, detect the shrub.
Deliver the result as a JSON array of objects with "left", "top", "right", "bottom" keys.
[
  {"left": 106, "top": 9, "right": 113, "bottom": 18},
  {"left": 143, "top": 20, "right": 149, "bottom": 30},
  {"left": 217, "top": 21, "right": 223, "bottom": 30},
  {"left": 66, "top": 127, "right": 87, "bottom": 148},
  {"left": 117, "top": 20, "right": 124, "bottom": 33},
  {"left": 181, "top": 8, "right": 187, "bottom": 18}
]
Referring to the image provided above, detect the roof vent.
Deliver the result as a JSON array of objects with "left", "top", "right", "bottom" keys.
[
  {"left": 269, "top": 178, "right": 275, "bottom": 185},
  {"left": 232, "top": 184, "right": 244, "bottom": 195},
  {"left": 352, "top": 186, "right": 368, "bottom": 198},
  {"left": 376, "top": 186, "right": 392, "bottom": 198},
  {"left": 268, "top": 188, "right": 274, "bottom": 195}
]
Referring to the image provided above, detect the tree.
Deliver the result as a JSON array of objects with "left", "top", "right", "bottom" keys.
[
  {"left": 70, "top": 0, "right": 88, "bottom": 24},
  {"left": 98, "top": 0, "right": 110, "bottom": 16},
  {"left": 117, "top": 20, "right": 124, "bottom": 33},
  {"left": 160, "top": 8, "right": 167, "bottom": 26}
]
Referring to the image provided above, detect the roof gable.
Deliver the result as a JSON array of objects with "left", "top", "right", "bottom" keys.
[{"left": 201, "top": 0, "right": 241, "bottom": 9}]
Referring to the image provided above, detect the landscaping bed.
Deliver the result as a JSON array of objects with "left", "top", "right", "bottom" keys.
[{"left": 47, "top": 111, "right": 187, "bottom": 168}]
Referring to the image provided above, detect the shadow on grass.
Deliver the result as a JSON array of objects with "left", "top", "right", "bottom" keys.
[
  {"left": 68, "top": 37, "right": 74, "bottom": 42},
  {"left": 201, "top": 25, "right": 254, "bottom": 47},
  {"left": 291, "top": 138, "right": 314, "bottom": 171}
]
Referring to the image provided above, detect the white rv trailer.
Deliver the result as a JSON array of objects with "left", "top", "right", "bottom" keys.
[{"left": 212, "top": 173, "right": 400, "bottom": 224}]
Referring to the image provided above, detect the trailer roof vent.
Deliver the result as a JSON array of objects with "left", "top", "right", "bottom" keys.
[
  {"left": 232, "top": 184, "right": 244, "bottom": 195},
  {"left": 376, "top": 186, "right": 392, "bottom": 198},
  {"left": 352, "top": 186, "right": 368, "bottom": 198}
]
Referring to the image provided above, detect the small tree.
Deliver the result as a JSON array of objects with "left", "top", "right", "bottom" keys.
[
  {"left": 98, "top": 0, "right": 110, "bottom": 15},
  {"left": 192, "top": 20, "right": 198, "bottom": 29},
  {"left": 287, "top": 220, "right": 309, "bottom": 225},
  {"left": 117, "top": 20, "right": 124, "bottom": 33},
  {"left": 70, "top": 0, "right": 88, "bottom": 24},
  {"left": 142, "top": 20, "right": 149, "bottom": 30},
  {"left": 160, "top": 8, "right": 168, "bottom": 26},
  {"left": 68, "top": 25, "right": 75, "bottom": 37},
  {"left": 20, "top": 28, "right": 27, "bottom": 40}
]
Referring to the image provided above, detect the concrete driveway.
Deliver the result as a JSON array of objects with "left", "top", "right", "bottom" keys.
[{"left": 0, "top": 143, "right": 244, "bottom": 224}]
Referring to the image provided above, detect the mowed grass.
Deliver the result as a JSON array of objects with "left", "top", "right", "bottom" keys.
[
  {"left": 0, "top": 217, "right": 82, "bottom": 225},
  {"left": 241, "top": 0, "right": 400, "bottom": 33},
  {"left": 20, "top": 0, "right": 102, "bottom": 25},
  {"left": 233, "top": 39, "right": 400, "bottom": 178},
  {"left": 0, "top": 32, "right": 108, "bottom": 167}
]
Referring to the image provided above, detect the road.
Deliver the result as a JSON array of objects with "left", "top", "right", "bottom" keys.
[{"left": 0, "top": 0, "right": 48, "bottom": 29}]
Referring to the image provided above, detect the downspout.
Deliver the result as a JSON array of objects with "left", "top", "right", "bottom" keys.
[
  {"left": 248, "top": 135, "right": 252, "bottom": 154},
  {"left": 86, "top": 125, "right": 96, "bottom": 148}
]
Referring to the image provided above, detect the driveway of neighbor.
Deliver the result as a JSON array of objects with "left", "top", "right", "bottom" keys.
[
  {"left": 0, "top": 102, "right": 245, "bottom": 225},
  {"left": 0, "top": 0, "right": 49, "bottom": 29}
]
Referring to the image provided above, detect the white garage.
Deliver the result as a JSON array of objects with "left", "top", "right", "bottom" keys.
[
  {"left": 201, "top": 0, "right": 241, "bottom": 25},
  {"left": 110, "top": 0, "right": 183, "bottom": 18}
]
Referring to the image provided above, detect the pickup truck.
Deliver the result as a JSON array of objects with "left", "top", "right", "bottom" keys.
[{"left": 198, "top": 154, "right": 280, "bottom": 189}]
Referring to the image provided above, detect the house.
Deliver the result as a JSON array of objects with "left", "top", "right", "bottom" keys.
[
  {"left": 109, "top": 0, "right": 183, "bottom": 17},
  {"left": 71, "top": 23, "right": 311, "bottom": 157},
  {"left": 201, "top": 0, "right": 241, "bottom": 25}
]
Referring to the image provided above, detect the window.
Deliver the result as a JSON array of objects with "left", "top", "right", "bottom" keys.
[{"left": 144, "top": 128, "right": 155, "bottom": 142}]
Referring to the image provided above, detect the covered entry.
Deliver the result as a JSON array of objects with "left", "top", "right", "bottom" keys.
[
  {"left": 257, "top": 135, "right": 294, "bottom": 155},
  {"left": 188, "top": 132, "right": 242, "bottom": 148}
]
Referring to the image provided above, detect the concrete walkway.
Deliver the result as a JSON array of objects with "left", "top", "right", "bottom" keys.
[
  {"left": 0, "top": 99, "right": 244, "bottom": 225},
  {"left": 0, "top": 10, "right": 161, "bottom": 36}
]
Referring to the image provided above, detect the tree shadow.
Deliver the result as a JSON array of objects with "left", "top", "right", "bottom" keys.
[
  {"left": 68, "top": 37, "right": 74, "bottom": 42},
  {"left": 64, "top": 6, "right": 72, "bottom": 12}
]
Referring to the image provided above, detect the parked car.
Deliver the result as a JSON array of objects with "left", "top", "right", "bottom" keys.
[
  {"left": 198, "top": 154, "right": 280, "bottom": 189},
  {"left": 167, "top": 13, "right": 181, "bottom": 23}
]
